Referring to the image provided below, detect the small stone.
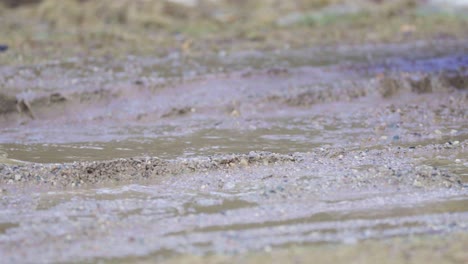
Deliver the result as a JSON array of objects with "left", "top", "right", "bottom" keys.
[
  {"left": 413, "top": 179, "right": 423, "bottom": 188},
  {"left": 452, "top": 141, "right": 459, "bottom": 145},
  {"left": 450, "top": 129, "right": 458, "bottom": 134},
  {"left": 14, "top": 174, "right": 21, "bottom": 181},
  {"left": 230, "top": 109, "right": 240, "bottom": 117},
  {"left": 455, "top": 159, "right": 461, "bottom": 163},
  {"left": 239, "top": 158, "right": 249, "bottom": 167},
  {"left": 434, "top": 130, "right": 442, "bottom": 135},
  {"left": 49, "top": 93, "right": 66, "bottom": 103},
  {"left": 380, "top": 136, "right": 388, "bottom": 140}
]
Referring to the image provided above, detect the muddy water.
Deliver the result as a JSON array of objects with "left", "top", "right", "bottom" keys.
[
  {"left": 0, "top": 42, "right": 468, "bottom": 263},
  {"left": 0, "top": 118, "right": 380, "bottom": 163}
]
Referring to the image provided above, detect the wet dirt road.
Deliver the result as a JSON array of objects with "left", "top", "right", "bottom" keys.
[{"left": 0, "top": 41, "right": 467, "bottom": 263}]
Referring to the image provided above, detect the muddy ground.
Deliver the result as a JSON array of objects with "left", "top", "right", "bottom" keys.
[
  {"left": 0, "top": 41, "right": 467, "bottom": 263},
  {"left": 1, "top": 1, "right": 468, "bottom": 264}
]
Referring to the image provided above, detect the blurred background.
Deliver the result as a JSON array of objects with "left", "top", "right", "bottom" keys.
[{"left": 1, "top": 0, "right": 467, "bottom": 62}]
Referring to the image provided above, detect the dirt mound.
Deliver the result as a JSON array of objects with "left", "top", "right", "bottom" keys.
[{"left": 1, "top": 146, "right": 463, "bottom": 189}]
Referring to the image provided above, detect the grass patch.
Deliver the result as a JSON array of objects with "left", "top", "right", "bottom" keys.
[{"left": 0, "top": 0, "right": 467, "bottom": 64}]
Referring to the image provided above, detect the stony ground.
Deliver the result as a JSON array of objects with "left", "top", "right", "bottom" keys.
[{"left": 0, "top": 0, "right": 467, "bottom": 263}]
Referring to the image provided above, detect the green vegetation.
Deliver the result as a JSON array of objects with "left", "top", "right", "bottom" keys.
[{"left": 0, "top": 0, "right": 467, "bottom": 63}]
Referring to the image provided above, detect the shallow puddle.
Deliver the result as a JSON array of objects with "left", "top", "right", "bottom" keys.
[{"left": 2, "top": 117, "right": 467, "bottom": 164}]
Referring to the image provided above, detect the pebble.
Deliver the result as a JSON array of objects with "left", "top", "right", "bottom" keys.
[
  {"left": 413, "top": 179, "right": 423, "bottom": 188},
  {"left": 14, "top": 174, "right": 21, "bottom": 181},
  {"left": 239, "top": 158, "right": 249, "bottom": 167}
]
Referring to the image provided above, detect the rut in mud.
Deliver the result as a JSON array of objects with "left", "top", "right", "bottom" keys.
[{"left": 0, "top": 42, "right": 467, "bottom": 263}]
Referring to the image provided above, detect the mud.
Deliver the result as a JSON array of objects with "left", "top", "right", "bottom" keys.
[
  {"left": 158, "top": 232, "right": 468, "bottom": 264},
  {"left": 0, "top": 40, "right": 468, "bottom": 263}
]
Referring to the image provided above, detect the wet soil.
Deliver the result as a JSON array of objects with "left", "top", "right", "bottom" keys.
[
  {"left": 0, "top": 40, "right": 467, "bottom": 263},
  {"left": 133, "top": 232, "right": 468, "bottom": 264}
]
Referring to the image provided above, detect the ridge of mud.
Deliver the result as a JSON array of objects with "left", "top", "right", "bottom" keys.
[
  {"left": 0, "top": 141, "right": 463, "bottom": 189},
  {"left": 1, "top": 58, "right": 465, "bottom": 127},
  {"left": 1, "top": 53, "right": 466, "bottom": 126},
  {"left": 266, "top": 69, "right": 467, "bottom": 108},
  {"left": 0, "top": 151, "right": 298, "bottom": 187}
]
